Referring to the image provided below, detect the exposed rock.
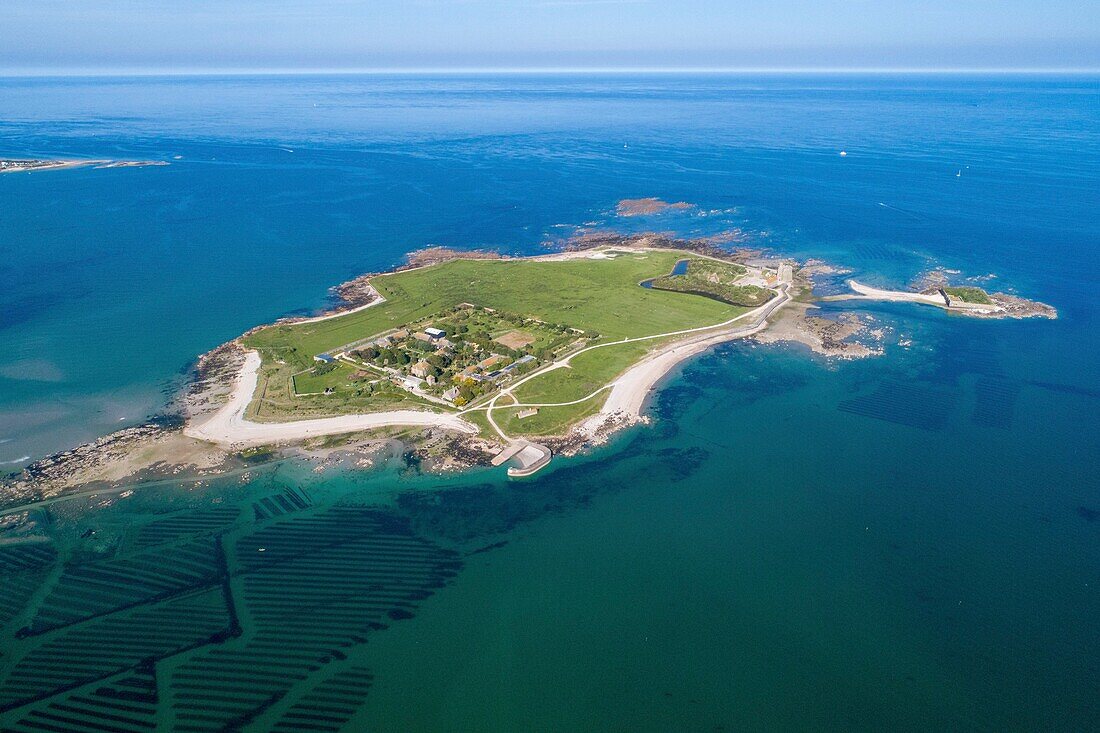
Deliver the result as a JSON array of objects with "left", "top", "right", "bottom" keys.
[
  {"left": 753, "top": 302, "right": 885, "bottom": 359},
  {"left": 404, "top": 246, "right": 503, "bottom": 268},
  {"left": 406, "top": 430, "right": 501, "bottom": 473},
  {"left": 798, "top": 259, "right": 854, "bottom": 280},
  {"left": 0, "top": 418, "right": 233, "bottom": 510},
  {"left": 181, "top": 342, "right": 247, "bottom": 421},
  {"left": 615, "top": 198, "right": 695, "bottom": 216},
  {"left": 986, "top": 292, "right": 1058, "bottom": 319}
]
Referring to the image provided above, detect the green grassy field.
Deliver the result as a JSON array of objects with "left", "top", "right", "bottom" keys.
[
  {"left": 649, "top": 259, "right": 772, "bottom": 307},
  {"left": 241, "top": 250, "right": 748, "bottom": 427},
  {"left": 944, "top": 286, "right": 994, "bottom": 305},
  {"left": 460, "top": 409, "right": 497, "bottom": 436},
  {"left": 291, "top": 362, "right": 362, "bottom": 394},
  {"left": 495, "top": 394, "right": 606, "bottom": 436},
  {"left": 244, "top": 252, "right": 734, "bottom": 353},
  {"left": 511, "top": 340, "right": 659, "bottom": 404},
  {"left": 249, "top": 359, "right": 438, "bottom": 423}
]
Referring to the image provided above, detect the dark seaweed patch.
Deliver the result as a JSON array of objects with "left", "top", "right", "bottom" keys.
[
  {"left": 20, "top": 536, "right": 223, "bottom": 636},
  {"left": 270, "top": 665, "right": 375, "bottom": 733},
  {"left": 0, "top": 543, "right": 58, "bottom": 574},
  {"left": 663, "top": 447, "right": 710, "bottom": 481},
  {"left": 165, "top": 506, "right": 461, "bottom": 729},
  {"left": 6, "top": 661, "right": 159, "bottom": 733},
  {"left": 401, "top": 450, "right": 423, "bottom": 476},
  {"left": 837, "top": 379, "right": 956, "bottom": 431},
  {"left": 468, "top": 540, "right": 509, "bottom": 556},
  {"left": 652, "top": 383, "right": 704, "bottom": 422}
]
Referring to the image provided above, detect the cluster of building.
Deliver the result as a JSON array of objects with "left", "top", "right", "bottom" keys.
[
  {"left": 332, "top": 320, "right": 544, "bottom": 404},
  {"left": 459, "top": 354, "right": 535, "bottom": 382},
  {"left": 372, "top": 326, "right": 452, "bottom": 350},
  {"left": 438, "top": 354, "right": 536, "bottom": 402}
]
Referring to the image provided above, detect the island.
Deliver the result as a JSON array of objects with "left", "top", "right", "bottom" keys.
[
  {"left": 185, "top": 246, "right": 789, "bottom": 477},
  {"left": 0, "top": 230, "right": 1057, "bottom": 508}
]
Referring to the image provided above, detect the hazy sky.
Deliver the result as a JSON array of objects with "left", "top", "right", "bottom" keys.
[{"left": 4, "top": 0, "right": 1099, "bottom": 72}]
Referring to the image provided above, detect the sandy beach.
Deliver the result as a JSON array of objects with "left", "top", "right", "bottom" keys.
[
  {"left": 577, "top": 284, "right": 790, "bottom": 437},
  {"left": 184, "top": 352, "right": 477, "bottom": 448},
  {"left": 824, "top": 279, "right": 1055, "bottom": 318},
  {"left": 828, "top": 280, "right": 950, "bottom": 306},
  {"left": 592, "top": 323, "right": 769, "bottom": 420}
]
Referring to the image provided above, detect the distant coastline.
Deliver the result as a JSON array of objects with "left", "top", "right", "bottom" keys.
[{"left": 0, "top": 158, "right": 167, "bottom": 174}]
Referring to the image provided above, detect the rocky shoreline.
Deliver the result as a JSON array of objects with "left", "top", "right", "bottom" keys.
[
  {"left": 753, "top": 302, "right": 888, "bottom": 359},
  {"left": 0, "top": 416, "right": 236, "bottom": 510},
  {"left": 970, "top": 291, "right": 1058, "bottom": 319}
]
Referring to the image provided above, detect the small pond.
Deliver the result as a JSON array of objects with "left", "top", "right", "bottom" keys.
[{"left": 640, "top": 258, "right": 689, "bottom": 288}]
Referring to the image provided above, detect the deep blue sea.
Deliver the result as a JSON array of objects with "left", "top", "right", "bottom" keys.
[{"left": 0, "top": 73, "right": 1097, "bottom": 730}]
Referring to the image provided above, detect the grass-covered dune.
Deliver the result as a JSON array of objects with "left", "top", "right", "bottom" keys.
[
  {"left": 943, "top": 286, "right": 993, "bottom": 305},
  {"left": 241, "top": 250, "right": 746, "bottom": 423},
  {"left": 649, "top": 259, "right": 773, "bottom": 307}
]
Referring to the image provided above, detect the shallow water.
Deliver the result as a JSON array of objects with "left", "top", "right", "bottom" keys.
[{"left": 0, "top": 73, "right": 1097, "bottom": 730}]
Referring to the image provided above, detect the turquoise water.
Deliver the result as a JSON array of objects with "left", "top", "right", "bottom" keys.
[{"left": 0, "top": 74, "right": 1098, "bottom": 729}]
